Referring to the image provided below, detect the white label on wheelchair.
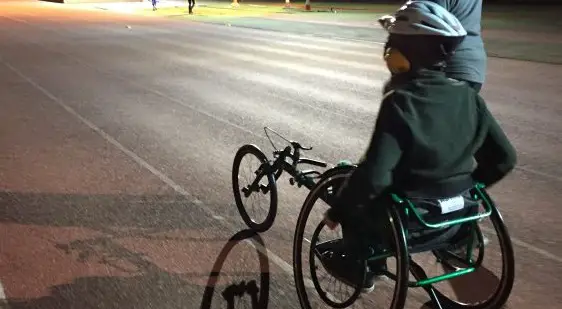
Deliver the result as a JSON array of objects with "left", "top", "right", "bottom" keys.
[{"left": 437, "top": 195, "right": 465, "bottom": 214}]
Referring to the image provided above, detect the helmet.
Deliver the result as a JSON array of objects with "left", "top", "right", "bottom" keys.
[
  {"left": 378, "top": 1, "right": 467, "bottom": 73},
  {"left": 380, "top": 1, "right": 467, "bottom": 38}
]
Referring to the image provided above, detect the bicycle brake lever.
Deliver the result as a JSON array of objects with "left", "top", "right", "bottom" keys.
[{"left": 291, "top": 141, "right": 313, "bottom": 151}]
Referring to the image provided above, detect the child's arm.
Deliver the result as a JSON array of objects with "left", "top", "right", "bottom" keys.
[
  {"left": 472, "top": 97, "right": 517, "bottom": 188},
  {"left": 327, "top": 92, "right": 407, "bottom": 222}
]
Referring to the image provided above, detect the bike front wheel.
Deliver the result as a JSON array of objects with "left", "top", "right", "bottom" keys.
[{"left": 232, "top": 144, "right": 278, "bottom": 232}]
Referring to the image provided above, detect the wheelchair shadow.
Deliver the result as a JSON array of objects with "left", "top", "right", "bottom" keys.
[
  {"left": 418, "top": 262, "right": 501, "bottom": 309},
  {"left": 0, "top": 191, "right": 269, "bottom": 309},
  {"left": 200, "top": 229, "right": 270, "bottom": 309},
  {"left": 446, "top": 264, "right": 501, "bottom": 303}
]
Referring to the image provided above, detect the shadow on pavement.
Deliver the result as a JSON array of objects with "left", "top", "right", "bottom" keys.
[
  {"left": 417, "top": 265, "right": 501, "bottom": 309},
  {"left": 444, "top": 260, "right": 501, "bottom": 304},
  {"left": 200, "top": 229, "right": 269, "bottom": 309},
  {"left": 0, "top": 191, "right": 503, "bottom": 309},
  {"left": 0, "top": 191, "right": 271, "bottom": 309},
  {"left": 0, "top": 191, "right": 220, "bottom": 235}
]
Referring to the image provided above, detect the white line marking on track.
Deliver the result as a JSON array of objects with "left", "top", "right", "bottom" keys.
[
  {"left": 515, "top": 166, "right": 562, "bottom": 183},
  {"left": 0, "top": 56, "right": 301, "bottom": 283},
  {"left": 0, "top": 280, "right": 9, "bottom": 309},
  {"left": 511, "top": 238, "right": 562, "bottom": 264},
  {"left": 175, "top": 43, "right": 377, "bottom": 87},
  {"left": 479, "top": 226, "right": 562, "bottom": 264},
  {"left": 510, "top": 235, "right": 562, "bottom": 264},
  {"left": 7, "top": 14, "right": 562, "bottom": 183}
]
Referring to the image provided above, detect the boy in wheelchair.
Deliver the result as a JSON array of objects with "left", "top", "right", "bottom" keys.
[{"left": 321, "top": 1, "right": 517, "bottom": 293}]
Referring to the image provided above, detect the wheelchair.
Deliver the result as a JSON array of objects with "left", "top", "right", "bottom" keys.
[{"left": 292, "top": 165, "right": 515, "bottom": 309}]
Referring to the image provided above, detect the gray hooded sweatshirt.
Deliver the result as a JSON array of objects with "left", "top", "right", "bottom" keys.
[{"left": 419, "top": 0, "right": 487, "bottom": 84}]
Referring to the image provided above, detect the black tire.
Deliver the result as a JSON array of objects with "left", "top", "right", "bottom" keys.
[
  {"left": 313, "top": 164, "right": 356, "bottom": 205},
  {"left": 232, "top": 144, "right": 278, "bottom": 232},
  {"left": 317, "top": 164, "right": 356, "bottom": 182},
  {"left": 309, "top": 221, "right": 363, "bottom": 308},
  {"left": 293, "top": 167, "right": 409, "bottom": 309},
  {"left": 386, "top": 204, "right": 411, "bottom": 309},
  {"left": 481, "top": 206, "right": 515, "bottom": 309}
]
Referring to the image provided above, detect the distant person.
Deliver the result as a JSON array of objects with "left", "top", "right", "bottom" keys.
[
  {"left": 188, "top": 0, "right": 195, "bottom": 14},
  {"left": 381, "top": 0, "right": 486, "bottom": 92},
  {"left": 152, "top": 0, "right": 157, "bottom": 11}
]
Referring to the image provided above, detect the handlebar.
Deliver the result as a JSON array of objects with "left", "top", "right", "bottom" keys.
[
  {"left": 272, "top": 146, "right": 327, "bottom": 168},
  {"left": 265, "top": 127, "right": 326, "bottom": 167},
  {"left": 290, "top": 141, "right": 312, "bottom": 151},
  {"left": 298, "top": 158, "right": 327, "bottom": 168}
]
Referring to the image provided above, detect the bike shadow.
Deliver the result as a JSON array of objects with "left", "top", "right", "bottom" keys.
[
  {"left": 0, "top": 191, "right": 270, "bottom": 309},
  {"left": 6, "top": 228, "right": 270, "bottom": 309},
  {"left": 200, "top": 229, "right": 270, "bottom": 309}
]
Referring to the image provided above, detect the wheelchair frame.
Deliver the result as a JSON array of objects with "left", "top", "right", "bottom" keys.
[
  {"left": 388, "top": 183, "right": 493, "bottom": 287},
  {"left": 292, "top": 166, "right": 515, "bottom": 309}
]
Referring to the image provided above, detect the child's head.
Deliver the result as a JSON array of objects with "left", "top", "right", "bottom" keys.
[{"left": 378, "top": 1, "right": 467, "bottom": 74}]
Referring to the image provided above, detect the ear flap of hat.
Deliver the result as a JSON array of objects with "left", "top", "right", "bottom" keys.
[{"left": 384, "top": 47, "right": 411, "bottom": 74}]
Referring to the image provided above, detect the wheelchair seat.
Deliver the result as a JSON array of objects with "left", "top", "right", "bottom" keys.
[{"left": 398, "top": 190, "right": 481, "bottom": 254}]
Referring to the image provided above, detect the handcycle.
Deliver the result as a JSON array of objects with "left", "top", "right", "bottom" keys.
[
  {"left": 292, "top": 165, "right": 515, "bottom": 309},
  {"left": 232, "top": 126, "right": 337, "bottom": 232},
  {"left": 232, "top": 128, "right": 515, "bottom": 308}
]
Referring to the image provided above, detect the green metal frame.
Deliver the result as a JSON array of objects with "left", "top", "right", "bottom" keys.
[
  {"left": 390, "top": 183, "right": 493, "bottom": 229},
  {"left": 367, "top": 183, "right": 495, "bottom": 287}
]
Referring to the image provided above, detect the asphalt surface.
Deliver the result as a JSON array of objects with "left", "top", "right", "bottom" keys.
[{"left": 1, "top": 1, "right": 562, "bottom": 309}]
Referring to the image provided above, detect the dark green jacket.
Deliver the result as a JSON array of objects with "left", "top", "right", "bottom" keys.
[{"left": 329, "top": 70, "right": 516, "bottom": 221}]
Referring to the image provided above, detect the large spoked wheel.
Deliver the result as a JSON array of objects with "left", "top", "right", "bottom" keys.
[
  {"left": 307, "top": 220, "right": 362, "bottom": 308},
  {"left": 293, "top": 166, "right": 410, "bottom": 309},
  {"left": 232, "top": 144, "right": 278, "bottom": 232},
  {"left": 426, "top": 206, "right": 515, "bottom": 309}
]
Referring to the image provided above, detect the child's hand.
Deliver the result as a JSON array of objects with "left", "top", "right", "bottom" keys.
[{"left": 323, "top": 210, "right": 339, "bottom": 230}]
